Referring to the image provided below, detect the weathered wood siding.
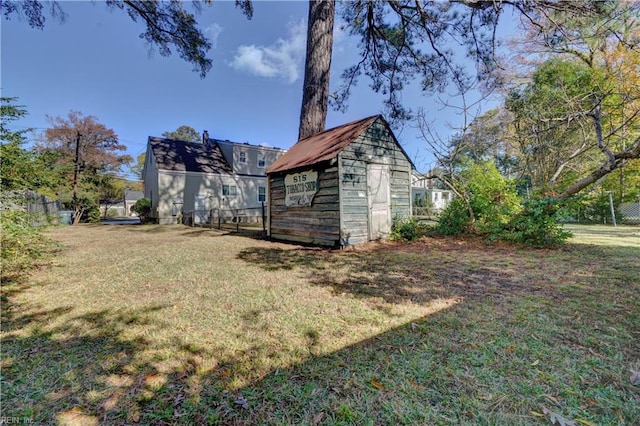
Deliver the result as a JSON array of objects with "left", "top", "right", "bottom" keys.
[
  {"left": 338, "top": 117, "right": 412, "bottom": 245},
  {"left": 269, "top": 166, "right": 341, "bottom": 246}
]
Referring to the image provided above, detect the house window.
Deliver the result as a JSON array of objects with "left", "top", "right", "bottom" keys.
[
  {"left": 442, "top": 192, "right": 449, "bottom": 201},
  {"left": 239, "top": 151, "right": 247, "bottom": 164},
  {"left": 257, "top": 153, "right": 266, "bottom": 168},
  {"left": 223, "top": 184, "right": 237, "bottom": 197},
  {"left": 258, "top": 186, "right": 266, "bottom": 202}
]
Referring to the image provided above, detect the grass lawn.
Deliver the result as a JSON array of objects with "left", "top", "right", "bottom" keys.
[{"left": 2, "top": 224, "right": 638, "bottom": 425}]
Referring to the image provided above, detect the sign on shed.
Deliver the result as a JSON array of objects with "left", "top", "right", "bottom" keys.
[{"left": 284, "top": 170, "right": 318, "bottom": 207}]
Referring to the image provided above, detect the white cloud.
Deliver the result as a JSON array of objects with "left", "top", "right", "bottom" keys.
[
  {"left": 333, "top": 18, "right": 348, "bottom": 54},
  {"left": 205, "top": 23, "right": 223, "bottom": 48},
  {"left": 230, "top": 19, "right": 306, "bottom": 84}
]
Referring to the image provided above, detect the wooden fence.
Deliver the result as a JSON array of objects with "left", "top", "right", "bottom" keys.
[{"left": 1, "top": 190, "right": 62, "bottom": 226}]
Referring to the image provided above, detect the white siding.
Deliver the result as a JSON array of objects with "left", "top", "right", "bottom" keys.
[{"left": 155, "top": 170, "right": 267, "bottom": 224}]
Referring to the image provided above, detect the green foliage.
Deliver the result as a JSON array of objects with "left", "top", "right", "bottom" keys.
[
  {"left": 434, "top": 160, "right": 522, "bottom": 238},
  {"left": 1, "top": 97, "right": 29, "bottom": 142},
  {"left": 505, "top": 60, "right": 600, "bottom": 190},
  {"left": 1, "top": 98, "right": 65, "bottom": 194},
  {"left": 390, "top": 217, "right": 430, "bottom": 242},
  {"left": 57, "top": 192, "right": 100, "bottom": 223},
  {"left": 1, "top": 140, "right": 34, "bottom": 190},
  {"left": 464, "top": 160, "right": 522, "bottom": 236},
  {"left": 563, "top": 192, "right": 622, "bottom": 224},
  {"left": 0, "top": 210, "right": 54, "bottom": 280},
  {"left": 130, "top": 152, "right": 146, "bottom": 181},
  {"left": 76, "top": 194, "right": 101, "bottom": 223},
  {"left": 502, "top": 199, "right": 573, "bottom": 247},
  {"left": 85, "top": 200, "right": 102, "bottom": 223},
  {"left": 434, "top": 198, "right": 473, "bottom": 235},
  {"left": 98, "top": 176, "right": 128, "bottom": 218},
  {"left": 162, "top": 125, "right": 201, "bottom": 143},
  {"left": 412, "top": 194, "right": 435, "bottom": 218},
  {"left": 433, "top": 160, "right": 570, "bottom": 247},
  {"left": 131, "top": 197, "right": 152, "bottom": 224},
  {"left": 584, "top": 193, "right": 621, "bottom": 224},
  {"left": 1, "top": 97, "right": 33, "bottom": 190}
]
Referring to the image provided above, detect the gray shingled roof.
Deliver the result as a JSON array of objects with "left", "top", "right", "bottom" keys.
[
  {"left": 148, "top": 137, "right": 233, "bottom": 174},
  {"left": 124, "top": 189, "right": 144, "bottom": 200}
]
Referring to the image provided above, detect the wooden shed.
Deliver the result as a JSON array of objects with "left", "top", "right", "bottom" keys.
[{"left": 266, "top": 115, "right": 414, "bottom": 246}]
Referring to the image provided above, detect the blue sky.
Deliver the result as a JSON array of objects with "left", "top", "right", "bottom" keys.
[{"left": 2, "top": 1, "right": 515, "bottom": 179}]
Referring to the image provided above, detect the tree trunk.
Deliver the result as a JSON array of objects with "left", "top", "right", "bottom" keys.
[
  {"left": 298, "top": 0, "right": 335, "bottom": 141},
  {"left": 557, "top": 136, "right": 640, "bottom": 199}
]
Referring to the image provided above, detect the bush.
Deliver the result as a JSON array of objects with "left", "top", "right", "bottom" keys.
[
  {"left": 465, "top": 162, "right": 522, "bottom": 237},
  {"left": 59, "top": 192, "right": 101, "bottom": 223},
  {"left": 434, "top": 198, "right": 473, "bottom": 235},
  {"left": 413, "top": 195, "right": 435, "bottom": 218},
  {"left": 430, "top": 160, "right": 569, "bottom": 248},
  {"left": 434, "top": 160, "right": 521, "bottom": 239},
  {"left": 85, "top": 198, "right": 101, "bottom": 223},
  {"left": 131, "top": 198, "right": 152, "bottom": 224},
  {"left": 390, "top": 217, "right": 430, "bottom": 241},
  {"left": 501, "top": 198, "right": 572, "bottom": 247},
  {"left": 1, "top": 210, "right": 55, "bottom": 280}
]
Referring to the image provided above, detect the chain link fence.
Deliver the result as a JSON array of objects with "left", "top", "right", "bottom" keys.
[{"left": 620, "top": 202, "right": 640, "bottom": 224}]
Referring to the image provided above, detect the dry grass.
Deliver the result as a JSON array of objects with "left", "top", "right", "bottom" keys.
[{"left": 1, "top": 223, "right": 638, "bottom": 424}]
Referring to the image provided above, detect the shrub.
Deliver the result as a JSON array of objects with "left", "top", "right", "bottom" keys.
[
  {"left": 434, "top": 160, "right": 521, "bottom": 238},
  {"left": 131, "top": 198, "right": 152, "bottom": 224},
  {"left": 431, "top": 160, "right": 569, "bottom": 247},
  {"left": 413, "top": 195, "right": 435, "bottom": 218},
  {"left": 85, "top": 198, "right": 101, "bottom": 223},
  {"left": 502, "top": 198, "right": 572, "bottom": 247},
  {"left": 434, "top": 197, "right": 473, "bottom": 235},
  {"left": 1, "top": 210, "right": 55, "bottom": 280},
  {"left": 390, "top": 217, "right": 430, "bottom": 241},
  {"left": 59, "top": 192, "right": 101, "bottom": 223},
  {"left": 464, "top": 161, "right": 522, "bottom": 237}
]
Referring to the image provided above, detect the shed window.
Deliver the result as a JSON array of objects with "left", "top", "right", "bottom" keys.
[
  {"left": 257, "top": 154, "right": 266, "bottom": 168},
  {"left": 223, "top": 184, "right": 237, "bottom": 197},
  {"left": 258, "top": 186, "right": 266, "bottom": 202},
  {"left": 239, "top": 152, "right": 247, "bottom": 164}
]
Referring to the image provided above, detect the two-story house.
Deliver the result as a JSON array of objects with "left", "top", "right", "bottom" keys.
[
  {"left": 143, "top": 132, "right": 285, "bottom": 224},
  {"left": 411, "top": 170, "right": 453, "bottom": 213}
]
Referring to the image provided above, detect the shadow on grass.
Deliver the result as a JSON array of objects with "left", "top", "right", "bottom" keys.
[
  {"left": 2, "top": 288, "right": 466, "bottom": 424},
  {"left": 116, "top": 224, "right": 268, "bottom": 241},
  {"left": 237, "top": 243, "right": 553, "bottom": 305},
  {"left": 2, "top": 301, "right": 173, "bottom": 424},
  {"left": 3, "top": 239, "right": 638, "bottom": 424}
]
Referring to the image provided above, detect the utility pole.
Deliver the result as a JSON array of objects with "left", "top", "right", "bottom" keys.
[{"left": 72, "top": 131, "right": 81, "bottom": 224}]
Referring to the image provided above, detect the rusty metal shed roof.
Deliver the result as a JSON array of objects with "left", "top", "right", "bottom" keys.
[
  {"left": 266, "top": 115, "right": 382, "bottom": 174},
  {"left": 148, "top": 137, "right": 233, "bottom": 175}
]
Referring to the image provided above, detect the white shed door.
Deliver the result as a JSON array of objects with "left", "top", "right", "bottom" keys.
[{"left": 367, "top": 164, "right": 391, "bottom": 240}]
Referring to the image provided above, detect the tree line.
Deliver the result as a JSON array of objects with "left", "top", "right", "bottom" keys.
[{"left": 0, "top": 98, "right": 205, "bottom": 223}]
